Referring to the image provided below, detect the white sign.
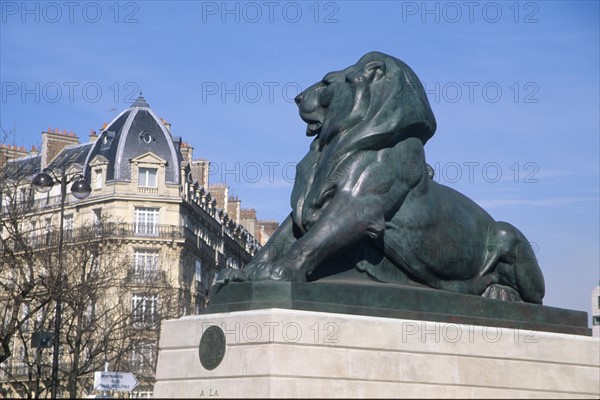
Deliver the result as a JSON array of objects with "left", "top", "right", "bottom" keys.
[{"left": 94, "top": 371, "right": 138, "bottom": 392}]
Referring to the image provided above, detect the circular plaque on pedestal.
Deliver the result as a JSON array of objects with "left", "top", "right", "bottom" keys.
[{"left": 199, "top": 325, "right": 226, "bottom": 370}]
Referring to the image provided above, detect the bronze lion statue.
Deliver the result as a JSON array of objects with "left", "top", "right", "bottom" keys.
[{"left": 220, "top": 51, "right": 545, "bottom": 304}]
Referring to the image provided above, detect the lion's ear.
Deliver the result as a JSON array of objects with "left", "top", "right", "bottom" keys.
[{"left": 364, "top": 60, "right": 386, "bottom": 82}]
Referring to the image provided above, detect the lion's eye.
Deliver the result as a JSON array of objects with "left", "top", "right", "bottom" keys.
[{"left": 322, "top": 71, "right": 343, "bottom": 86}]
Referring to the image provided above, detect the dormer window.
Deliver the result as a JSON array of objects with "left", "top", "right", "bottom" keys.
[
  {"left": 140, "top": 130, "right": 154, "bottom": 144},
  {"left": 100, "top": 131, "right": 115, "bottom": 149},
  {"left": 138, "top": 168, "right": 157, "bottom": 188}
]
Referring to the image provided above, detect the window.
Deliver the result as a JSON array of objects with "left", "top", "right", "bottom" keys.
[
  {"left": 19, "top": 187, "right": 27, "bottom": 204},
  {"left": 45, "top": 218, "right": 52, "bottom": 244},
  {"left": 195, "top": 259, "right": 202, "bottom": 282},
  {"left": 64, "top": 214, "right": 73, "bottom": 240},
  {"left": 129, "top": 342, "right": 156, "bottom": 374},
  {"left": 21, "top": 303, "right": 30, "bottom": 331},
  {"left": 90, "top": 254, "right": 99, "bottom": 275},
  {"left": 195, "top": 300, "right": 204, "bottom": 315},
  {"left": 138, "top": 168, "right": 157, "bottom": 188},
  {"left": 593, "top": 316, "right": 600, "bottom": 326},
  {"left": 84, "top": 298, "right": 97, "bottom": 326},
  {"left": 134, "top": 250, "right": 160, "bottom": 280},
  {"left": 92, "top": 208, "right": 102, "bottom": 235},
  {"left": 140, "top": 130, "right": 154, "bottom": 144},
  {"left": 132, "top": 294, "right": 159, "bottom": 327},
  {"left": 14, "top": 346, "right": 28, "bottom": 376},
  {"left": 195, "top": 258, "right": 208, "bottom": 296},
  {"left": 34, "top": 305, "right": 45, "bottom": 330},
  {"left": 101, "top": 131, "right": 114, "bottom": 149},
  {"left": 134, "top": 208, "right": 159, "bottom": 236},
  {"left": 29, "top": 220, "right": 38, "bottom": 247},
  {"left": 0, "top": 361, "right": 7, "bottom": 379},
  {"left": 95, "top": 169, "right": 103, "bottom": 189}
]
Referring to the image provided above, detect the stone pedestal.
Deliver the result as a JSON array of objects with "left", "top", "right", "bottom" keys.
[{"left": 154, "top": 308, "right": 600, "bottom": 398}]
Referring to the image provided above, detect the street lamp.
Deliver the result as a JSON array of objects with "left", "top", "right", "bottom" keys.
[
  {"left": 32, "top": 171, "right": 91, "bottom": 200},
  {"left": 32, "top": 168, "right": 91, "bottom": 398}
]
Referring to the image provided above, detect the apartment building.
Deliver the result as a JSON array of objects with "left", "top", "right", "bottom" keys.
[
  {"left": 592, "top": 283, "right": 600, "bottom": 338},
  {"left": 0, "top": 95, "right": 275, "bottom": 397}
]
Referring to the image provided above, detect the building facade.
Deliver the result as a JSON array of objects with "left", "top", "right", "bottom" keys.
[
  {"left": 592, "top": 283, "right": 600, "bottom": 338},
  {"left": 0, "top": 96, "right": 275, "bottom": 397}
]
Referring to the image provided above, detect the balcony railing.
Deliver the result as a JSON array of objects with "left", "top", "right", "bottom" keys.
[
  {"left": 1, "top": 223, "right": 186, "bottom": 253},
  {"left": 137, "top": 187, "right": 159, "bottom": 195},
  {"left": 10, "top": 363, "right": 28, "bottom": 377},
  {"left": 132, "top": 317, "right": 160, "bottom": 330},
  {"left": 126, "top": 269, "right": 167, "bottom": 284},
  {"left": 124, "top": 359, "right": 155, "bottom": 375},
  {"left": 117, "top": 224, "right": 185, "bottom": 240},
  {"left": 0, "top": 193, "right": 79, "bottom": 216}
]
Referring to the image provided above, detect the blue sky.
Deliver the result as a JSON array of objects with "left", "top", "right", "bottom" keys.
[{"left": 1, "top": 1, "right": 598, "bottom": 317}]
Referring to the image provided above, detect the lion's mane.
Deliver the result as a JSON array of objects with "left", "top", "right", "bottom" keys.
[{"left": 325, "top": 51, "right": 437, "bottom": 163}]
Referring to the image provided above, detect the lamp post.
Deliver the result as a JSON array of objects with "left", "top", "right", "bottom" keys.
[{"left": 32, "top": 168, "right": 91, "bottom": 399}]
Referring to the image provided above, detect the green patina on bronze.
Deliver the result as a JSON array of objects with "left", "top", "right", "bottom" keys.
[
  {"left": 218, "top": 51, "right": 546, "bottom": 306},
  {"left": 208, "top": 281, "right": 590, "bottom": 336},
  {"left": 199, "top": 325, "right": 226, "bottom": 370}
]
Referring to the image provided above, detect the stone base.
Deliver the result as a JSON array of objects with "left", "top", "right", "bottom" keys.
[
  {"left": 207, "top": 281, "right": 591, "bottom": 336},
  {"left": 154, "top": 309, "right": 600, "bottom": 398}
]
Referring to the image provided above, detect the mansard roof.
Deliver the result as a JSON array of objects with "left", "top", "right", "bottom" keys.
[
  {"left": 83, "top": 95, "right": 182, "bottom": 184},
  {"left": 48, "top": 142, "right": 94, "bottom": 171},
  {"left": 2, "top": 154, "right": 41, "bottom": 180}
]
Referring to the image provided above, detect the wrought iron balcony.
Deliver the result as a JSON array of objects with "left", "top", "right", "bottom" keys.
[
  {"left": 1, "top": 223, "right": 186, "bottom": 253},
  {"left": 0, "top": 193, "right": 78, "bottom": 217},
  {"left": 126, "top": 268, "right": 167, "bottom": 284},
  {"left": 114, "top": 223, "right": 185, "bottom": 240}
]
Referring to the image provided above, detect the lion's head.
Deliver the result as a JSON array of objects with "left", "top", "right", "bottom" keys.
[{"left": 295, "top": 51, "right": 436, "bottom": 151}]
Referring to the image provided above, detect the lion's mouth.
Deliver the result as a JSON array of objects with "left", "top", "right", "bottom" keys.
[
  {"left": 300, "top": 111, "right": 323, "bottom": 136},
  {"left": 306, "top": 121, "right": 322, "bottom": 136}
]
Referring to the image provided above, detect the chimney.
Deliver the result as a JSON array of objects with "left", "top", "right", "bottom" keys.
[
  {"left": 190, "top": 159, "right": 210, "bottom": 188},
  {"left": 227, "top": 196, "right": 241, "bottom": 224},
  {"left": 0, "top": 143, "right": 29, "bottom": 168},
  {"left": 89, "top": 129, "right": 98, "bottom": 142},
  {"left": 41, "top": 128, "right": 80, "bottom": 168},
  {"left": 161, "top": 118, "right": 172, "bottom": 132},
  {"left": 180, "top": 142, "right": 194, "bottom": 163},
  {"left": 208, "top": 183, "right": 229, "bottom": 211},
  {"left": 240, "top": 208, "right": 257, "bottom": 236},
  {"left": 0, "top": 145, "right": 7, "bottom": 169}
]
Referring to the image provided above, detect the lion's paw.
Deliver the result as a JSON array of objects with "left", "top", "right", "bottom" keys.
[
  {"left": 245, "top": 262, "right": 306, "bottom": 282},
  {"left": 215, "top": 268, "right": 248, "bottom": 285},
  {"left": 482, "top": 284, "right": 523, "bottom": 302}
]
